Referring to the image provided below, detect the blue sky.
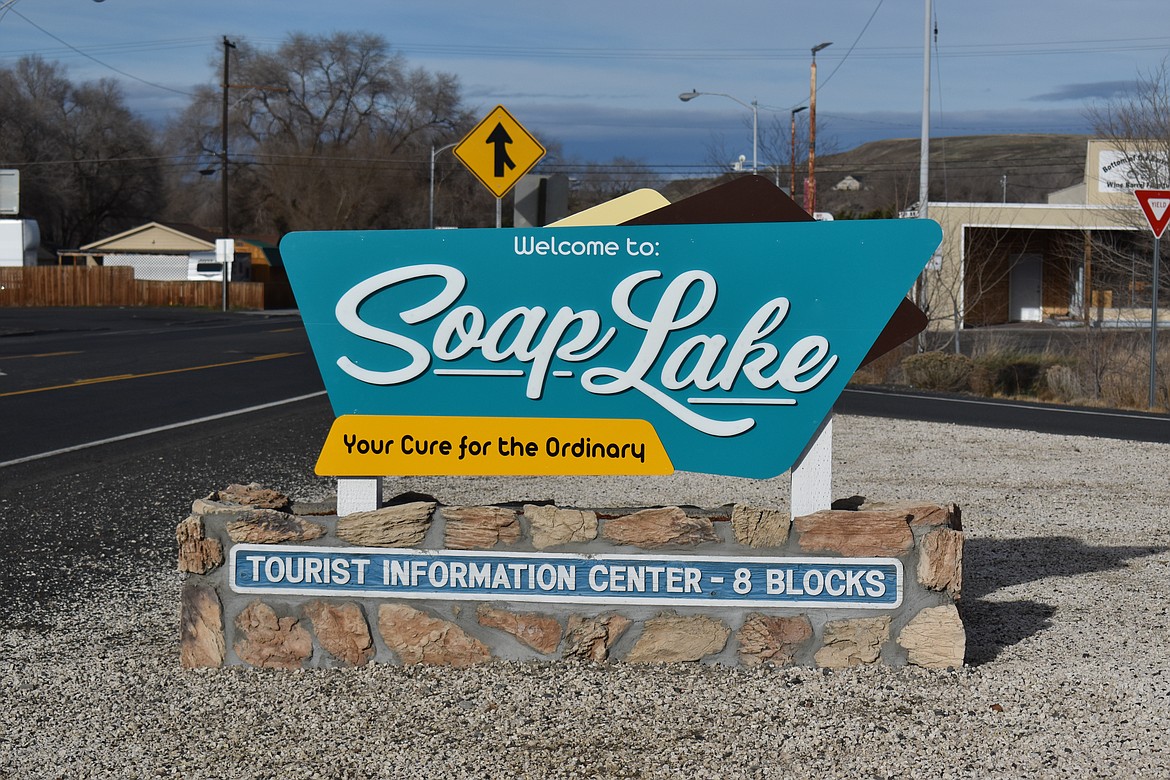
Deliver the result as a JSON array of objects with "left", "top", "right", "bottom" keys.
[{"left": 3, "top": 0, "right": 1168, "bottom": 170}]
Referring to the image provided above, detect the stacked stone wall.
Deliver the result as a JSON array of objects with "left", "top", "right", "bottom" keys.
[{"left": 179, "top": 483, "right": 965, "bottom": 670}]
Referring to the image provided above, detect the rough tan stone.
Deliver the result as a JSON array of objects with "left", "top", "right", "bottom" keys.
[
  {"left": 303, "top": 601, "right": 374, "bottom": 667},
  {"left": 736, "top": 614, "right": 813, "bottom": 667},
  {"left": 336, "top": 502, "right": 435, "bottom": 548},
  {"left": 175, "top": 515, "right": 223, "bottom": 574},
  {"left": 191, "top": 495, "right": 247, "bottom": 515},
  {"left": 225, "top": 509, "right": 326, "bottom": 544},
  {"left": 179, "top": 583, "right": 224, "bottom": 669},
  {"left": 626, "top": 614, "right": 730, "bottom": 663},
  {"left": 601, "top": 507, "right": 718, "bottom": 548},
  {"left": 234, "top": 600, "right": 312, "bottom": 670},
  {"left": 562, "top": 614, "right": 632, "bottom": 661},
  {"left": 794, "top": 510, "right": 914, "bottom": 557},
  {"left": 814, "top": 616, "right": 891, "bottom": 668},
  {"left": 898, "top": 605, "right": 966, "bottom": 669},
  {"left": 217, "top": 482, "right": 291, "bottom": 511},
  {"left": 443, "top": 506, "right": 521, "bottom": 549},
  {"left": 290, "top": 498, "right": 338, "bottom": 516},
  {"left": 377, "top": 604, "right": 490, "bottom": 667},
  {"left": 476, "top": 605, "right": 562, "bottom": 654},
  {"left": 910, "top": 503, "right": 961, "bottom": 530},
  {"left": 863, "top": 501, "right": 961, "bottom": 530},
  {"left": 918, "top": 528, "right": 964, "bottom": 598},
  {"left": 731, "top": 504, "right": 791, "bottom": 548},
  {"left": 525, "top": 505, "right": 598, "bottom": 549}
]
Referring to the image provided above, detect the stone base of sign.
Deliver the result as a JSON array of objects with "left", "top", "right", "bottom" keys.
[{"left": 178, "top": 483, "right": 965, "bottom": 670}]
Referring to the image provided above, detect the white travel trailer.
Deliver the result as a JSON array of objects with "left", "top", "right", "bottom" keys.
[{"left": 0, "top": 219, "right": 40, "bottom": 266}]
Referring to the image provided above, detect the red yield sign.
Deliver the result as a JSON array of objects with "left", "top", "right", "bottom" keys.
[{"left": 1135, "top": 189, "right": 1170, "bottom": 239}]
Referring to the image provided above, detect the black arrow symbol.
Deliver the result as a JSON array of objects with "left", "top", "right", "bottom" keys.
[{"left": 486, "top": 122, "right": 516, "bottom": 177}]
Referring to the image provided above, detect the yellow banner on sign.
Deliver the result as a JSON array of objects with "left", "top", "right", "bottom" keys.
[{"left": 316, "top": 416, "right": 674, "bottom": 476}]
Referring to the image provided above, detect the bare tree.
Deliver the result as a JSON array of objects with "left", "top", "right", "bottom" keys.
[
  {"left": 922, "top": 206, "right": 1073, "bottom": 353},
  {"left": 1085, "top": 58, "right": 1170, "bottom": 313},
  {"left": 758, "top": 111, "right": 808, "bottom": 194},
  {"left": 164, "top": 33, "right": 476, "bottom": 234},
  {"left": 1088, "top": 58, "right": 1170, "bottom": 192},
  {"left": 0, "top": 55, "right": 163, "bottom": 249},
  {"left": 565, "top": 157, "right": 664, "bottom": 214}
]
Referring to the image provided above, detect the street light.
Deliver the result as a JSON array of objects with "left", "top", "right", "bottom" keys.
[
  {"left": 807, "top": 41, "right": 832, "bottom": 213},
  {"left": 429, "top": 142, "right": 458, "bottom": 229},
  {"left": 679, "top": 90, "right": 758, "bottom": 174},
  {"left": 790, "top": 106, "right": 807, "bottom": 197}
]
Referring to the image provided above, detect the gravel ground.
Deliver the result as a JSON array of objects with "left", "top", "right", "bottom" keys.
[{"left": 2, "top": 413, "right": 1169, "bottom": 778}]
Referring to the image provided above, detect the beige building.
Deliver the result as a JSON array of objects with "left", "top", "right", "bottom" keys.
[
  {"left": 923, "top": 140, "right": 1164, "bottom": 329},
  {"left": 61, "top": 222, "right": 249, "bottom": 281},
  {"left": 56, "top": 222, "right": 296, "bottom": 308}
]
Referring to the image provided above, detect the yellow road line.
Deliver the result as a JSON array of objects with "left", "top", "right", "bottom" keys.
[
  {"left": 71, "top": 374, "right": 135, "bottom": 385},
  {"left": 266, "top": 327, "right": 302, "bottom": 333},
  {"left": 0, "top": 352, "right": 305, "bottom": 398},
  {"left": 0, "top": 350, "right": 83, "bottom": 362}
]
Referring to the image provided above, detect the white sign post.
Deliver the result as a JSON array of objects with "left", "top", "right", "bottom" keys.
[
  {"left": 215, "top": 238, "right": 234, "bottom": 312},
  {"left": 791, "top": 415, "right": 833, "bottom": 520},
  {"left": 338, "top": 476, "right": 382, "bottom": 516}
]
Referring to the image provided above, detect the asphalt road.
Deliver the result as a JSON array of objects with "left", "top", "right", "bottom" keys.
[
  {"left": 0, "top": 394, "right": 335, "bottom": 624},
  {"left": 0, "top": 307, "right": 326, "bottom": 464},
  {"left": 836, "top": 386, "right": 1170, "bottom": 443},
  {"left": 3, "top": 307, "right": 1167, "bottom": 469}
]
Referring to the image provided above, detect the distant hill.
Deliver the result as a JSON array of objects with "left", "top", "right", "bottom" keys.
[{"left": 813, "top": 134, "right": 1091, "bottom": 218}]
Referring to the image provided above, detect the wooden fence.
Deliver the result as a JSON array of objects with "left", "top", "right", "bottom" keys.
[{"left": 0, "top": 266, "right": 265, "bottom": 310}]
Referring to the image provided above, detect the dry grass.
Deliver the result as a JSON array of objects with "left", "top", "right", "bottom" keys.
[
  {"left": 848, "top": 342, "right": 914, "bottom": 386},
  {"left": 850, "top": 329, "right": 1169, "bottom": 412}
]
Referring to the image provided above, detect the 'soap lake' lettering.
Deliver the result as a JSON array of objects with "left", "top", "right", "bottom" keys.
[{"left": 333, "top": 264, "right": 838, "bottom": 437}]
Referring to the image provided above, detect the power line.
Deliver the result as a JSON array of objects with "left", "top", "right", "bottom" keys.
[
  {"left": 0, "top": 37, "right": 210, "bottom": 59},
  {"left": 817, "top": 0, "right": 886, "bottom": 94},
  {"left": 7, "top": 7, "right": 197, "bottom": 97},
  {"left": 7, "top": 31, "right": 1166, "bottom": 68},
  {"left": 2, "top": 149, "right": 1092, "bottom": 181},
  {"left": 384, "top": 36, "right": 1170, "bottom": 63}
]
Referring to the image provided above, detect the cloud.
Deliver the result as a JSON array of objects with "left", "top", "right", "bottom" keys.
[{"left": 1030, "top": 81, "right": 1136, "bottom": 102}]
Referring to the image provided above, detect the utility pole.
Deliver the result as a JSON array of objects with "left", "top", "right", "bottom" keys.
[
  {"left": 918, "top": 2, "right": 931, "bottom": 223},
  {"left": 916, "top": 0, "right": 932, "bottom": 349},
  {"left": 221, "top": 35, "right": 236, "bottom": 312},
  {"left": 221, "top": 36, "right": 235, "bottom": 239},
  {"left": 807, "top": 42, "right": 831, "bottom": 213},
  {"left": 790, "top": 106, "right": 807, "bottom": 197}
]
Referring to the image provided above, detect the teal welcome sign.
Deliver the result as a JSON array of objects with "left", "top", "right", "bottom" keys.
[{"left": 281, "top": 220, "right": 940, "bottom": 479}]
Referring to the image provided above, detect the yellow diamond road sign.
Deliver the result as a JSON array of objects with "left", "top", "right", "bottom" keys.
[{"left": 453, "top": 105, "right": 546, "bottom": 199}]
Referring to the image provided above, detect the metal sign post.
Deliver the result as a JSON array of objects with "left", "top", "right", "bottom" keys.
[
  {"left": 1152, "top": 233, "right": 1161, "bottom": 409},
  {"left": 1135, "top": 190, "right": 1169, "bottom": 409}
]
